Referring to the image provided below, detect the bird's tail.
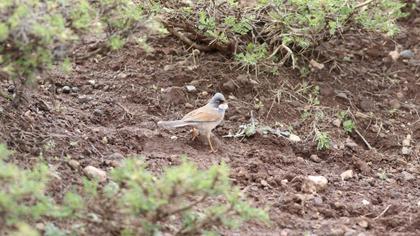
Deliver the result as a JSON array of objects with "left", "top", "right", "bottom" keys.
[{"left": 157, "top": 120, "right": 190, "bottom": 129}]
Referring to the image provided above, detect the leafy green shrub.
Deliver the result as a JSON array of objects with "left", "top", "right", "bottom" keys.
[
  {"left": 79, "top": 158, "right": 269, "bottom": 235},
  {"left": 155, "top": 0, "right": 406, "bottom": 70},
  {"left": 0, "top": 144, "right": 58, "bottom": 235},
  {"left": 0, "top": 0, "right": 145, "bottom": 103}
]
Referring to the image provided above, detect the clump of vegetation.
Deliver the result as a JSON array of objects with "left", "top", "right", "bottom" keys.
[
  {"left": 79, "top": 158, "right": 269, "bottom": 235},
  {"left": 0, "top": 0, "right": 146, "bottom": 104},
  {"left": 0, "top": 143, "right": 268, "bottom": 235},
  {"left": 154, "top": 0, "right": 406, "bottom": 71},
  {"left": 0, "top": 144, "right": 59, "bottom": 235},
  {"left": 338, "top": 111, "right": 356, "bottom": 134},
  {"left": 315, "top": 131, "right": 331, "bottom": 150}
]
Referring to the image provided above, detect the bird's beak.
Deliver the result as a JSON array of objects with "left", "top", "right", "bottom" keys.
[{"left": 219, "top": 103, "right": 228, "bottom": 110}]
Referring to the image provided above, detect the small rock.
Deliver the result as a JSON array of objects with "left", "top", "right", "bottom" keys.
[
  {"left": 163, "top": 64, "right": 175, "bottom": 71},
  {"left": 260, "top": 179, "right": 269, "bottom": 187},
  {"left": 400, "top": 49, "right": 415, "bottom": 59},
  {"left": 401, "top": 171, "right": 415, "bottom": 181},
  {"left": 78, "top": 95, "right": 92, "bottom": 104},
  {"left": 417, "top": 200, "right": 420, "bottom": 208},
  {"left": 341, "top": 170, "right": 354, "bottom": 181},
  {"left": 310, "top": 154, "right": 321, "bottom": 163},
  {"left": 93, "top": 109, "right": 104, "bottom": 116},
  {"left": 345, "top": 138, "right": 359, "bottom": 149},
  {"left": 185, "top": 103, "right": 194, "bottom": 109},
  {"left": 280, "top": 179, "right": 288, "bottom": 186},
  {"left": 362, "top": 199, "right": 370, "bottom": 205},
  {"left": 105, "top": 160, "right": 121, "bottom": 168},
  {"left": 222, "top": 80, "right": 236, "bottom": 92},
  {"left": 332, "top": 118, "right": 341, "bottom": 127},
  {"left": 358, "top": 219, "right": 369, "bottom": 229},
  {"left": 402, "top": 134, "right": 411, "bottom": 147},
  {"left": 396, "top": 92, "right": 404, "bottom": 99},
  {"left": 313, "top": 196, "right": 323, "bottom": 206},
  {"left": 117, "top": 73, "right": 128, "bottom": 79},
  {"left": 109, "top": 152, "right": 124, "bottom": 159},
  {"left": 302, "top": 175, "right": 328, "bottom": 193},
  {"left": 7, "top": 85, "right": 15, "bottom": 94},
  {"left": 310, "top": 59, "right": 325, "bottom": 70},
  {"left": 389, "top": 49, "right": 400, "bottom": 61},
  {"left": 201, "top": 91, "right": 208, "bottom": 96},
  {"left": 288, "top": 134, "right": 301, "bottom": 142},
  {"left": 83, "top": 166, "right": 107, "bottom": 183},
  {"left": 401, "top": 146, "right": 412, "bottom": 155},
  {"left": 170, "top": 135, "right": 177, "bottom": 140},
  {"left": 35, "top": 223, "right": 45, "bottom": 231},
  {"left": 71, "top": 87, "right": 79, "bottom": 93},
  {"left": 62, "top": 86, "right": 71, "bottom": 94},
  {"left": 68, "top": 160, "right": 80, "bottom": 169},
  {"left": 185, "top": 85, "right": 197, "bottom": 93},
  {"left": 88, "top": 80, "right": 96, "bottom": 86},
  {"left": 389, "top": 99, "right": 401, "bottom": 109}
]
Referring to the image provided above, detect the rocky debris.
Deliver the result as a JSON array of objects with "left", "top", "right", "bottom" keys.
[
  {"left": 310, "top": 154, "right": 321, "bottom": 163},
  {"left": 341, "top": 170, "right": 354, "bottom": 181},
  {"left": 302, "top": 175, "right": 328, "bottom": 193},
  {"left": 185, "top": 85, "right": 197, "bottom": 93},
  {"left": 389, "top": 49, "right": 400, "bottom": 61},
  {"left": 310, "top": 59, "right": 325, "bottom": 70},
  {"left": 332, "top": 118, "right": 341, "bottom": 127},
  {"left": 109, "top": 152, "right": 124, "bottom": 159},
  {"left": 345, "top": 138, "right": 359, "bottom": 150},
  {"left": 83, "top": 166, "right": 107, "bottom": 183},
  {"left": 400, "top": 49, "right": 414, "bottom": 59},
  {"left": 67, "top": 160, "right": 80, "bottom": 169},
  {"left": 62, "top": 86, "right": 71, "bottom": 94},
  {"left": 401, "top": 171, "right": 415, "bottom": 181}
]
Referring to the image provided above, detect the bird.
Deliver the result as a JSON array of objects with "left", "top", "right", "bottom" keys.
[{"left": 158, "top": 92, "right": 228, "bottom": 152}]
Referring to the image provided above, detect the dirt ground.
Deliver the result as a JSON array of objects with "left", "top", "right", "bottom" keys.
[{"left": 1, "top": 8, "right": 420, "bottom": 236}]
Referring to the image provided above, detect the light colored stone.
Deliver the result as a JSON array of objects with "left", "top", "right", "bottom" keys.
[
  {"left": 389, "top": 49, "right": 400, "bottom": 61},
  {"left": 310, "top": 154, "right": 321, "bottom": 163},
  {"left": 310, "top": 59, "right": 325, "bottom": 70},
  {"left": 341, "top": 170, "right": 354, "bottom": 181},
  {"left": 185, "top": 85, "right": 197, "bottom": 93},
  {"left": 302, "top": 175, "right": 328, "bottom": 193},
  {"left": 68, "top": 160, "right": 80, "bottom": 169},
  {"left": 402, "top": 146, "right": 412, "bottom": 155},
  {"left": 362, "top": 199, "right": 370, "bottom": 205},
  {"left": 83, "top": 166, "right": 107, "bottom": 183},
  {"left": 333, "top": 118, "right": 341, "bottom": 127}
]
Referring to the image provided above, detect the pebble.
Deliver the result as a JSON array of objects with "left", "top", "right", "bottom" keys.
[
  {"left": 7, "top": 85, "right": 15, "bottom": 93},
  {"left": 83, "top": 166, "right": 107, "bottom": 183},
  {"left": 310, "top": 154, "right": 321, "bottom": 163},
  {"left": 62, "top": 86, "right": 71, "bottom": 94},
  {"left": 400, "top": 49, "right": 415, "bottom": 59},
  {"left": 313, "top": 196, "right": 323, "bottom": 206},
  {"left": 78, "top": 95, "right": 92, "bottom": 104},
  {"left": 401, "top": 146, "right": 412, "bottom": 155},
  {"left": 301, "top": 175, "right": 328, "bottom": 193},
  {"left": 341, "top": 169, "right": 354, "bottom": 181},
  {"left": 68, "top": 160, "right": 80, "bottom": 169},
  {"left": 332, "top": 118, "right": 341, "bottom": 127},
  {"left": 185, "top": 103, "right": 194, "bottom": 109},
  {"left": 185, "top": 85, "right": 197, "bottom": 93},
  {"left": 402, "top": 134, "right": 411, "bottom": 147},
  {"left": 358, "top": 219, "right": 369, "bottom": 229},
  {"left": 310, "top": 59, "right": 325, "bottom": 70},
  {"left": 163, "top": 65, "right": 175, "bottom": 71},
  {"left": 345, "top": 138, "right": 359, "bottom": 149},
  {"left": 280, "top": 179, "right": 288, "bottom": 187},
  {"left": 401, "top": 171, "right": 415, "bottom": 181},
  {"left": 71, "top": 87, "right": 79, "bottom": 93},
  {"left": 362, "top": 199, "right": 370, "bottom": 205},
  {"left": 389, "top": 49, "right": 400, "bottom": 61},
  {"left": 93, "top": 108, "right": 104, "bottom": 116},
  {"left": 88, "top": 80, "right": 96, "bottom": 86}
]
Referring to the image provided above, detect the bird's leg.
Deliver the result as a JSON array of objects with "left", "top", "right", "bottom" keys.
[
  {"left": 207, "top": 133, "right": 216, "bottom": 153},
  {"left": 191, "top": 128, "right": 199, "bottom": 141}
]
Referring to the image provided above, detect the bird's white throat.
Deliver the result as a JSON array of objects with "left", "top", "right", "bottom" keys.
[{"left": 218, "top": 103, "right": 228, "bottom": 111}]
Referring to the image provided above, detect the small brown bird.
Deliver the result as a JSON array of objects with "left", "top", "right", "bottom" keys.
[{"left": 158, "top": 93, "right": 228, "bottom": 152}]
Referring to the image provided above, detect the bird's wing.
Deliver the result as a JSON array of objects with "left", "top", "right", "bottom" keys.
[{"left": 182, "top": 106, "right": 221, "bottom": 123}]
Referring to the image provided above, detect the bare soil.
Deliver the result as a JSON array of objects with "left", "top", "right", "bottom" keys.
[{"left": 1, "top": 12, "right": 419, "bottom": 236}]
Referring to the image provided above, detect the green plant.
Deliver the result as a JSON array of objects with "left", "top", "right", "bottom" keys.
[
  {"left": 338, "top": 111, "right": 356, "bottom": 133},
  {"left": 78, "top": 158, "right": 269, "bottom": 235},
  {"left": 0, "top": 0, "right": 146, "bottom": 104},
  {"left": 315, "top": 131, "right": 331, "bottom": 150},
  {"left": 235, "top": 43, "right": 268, "bottom": 70},
  {"left": 0, "top": 144, "right": 58, "bottom": 234}
]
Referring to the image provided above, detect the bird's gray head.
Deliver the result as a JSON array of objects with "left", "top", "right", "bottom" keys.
[{"left": 209, "top": 92, "right": 228, "bottom": 111}]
